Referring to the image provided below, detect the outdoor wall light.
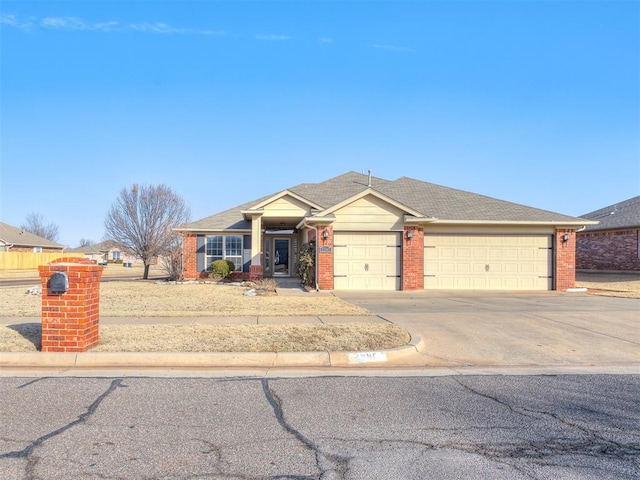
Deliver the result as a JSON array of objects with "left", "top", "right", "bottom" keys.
[
  {"left": 562, "top": 234, "right": 570, "bottom": 242},
  {"left": 323, "top": 229, "right": 329, "bottom": 240},
  {"left": 407, "top": 230, "right": 413, "bottom": 240}
]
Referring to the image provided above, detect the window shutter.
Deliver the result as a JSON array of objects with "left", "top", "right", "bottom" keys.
[
  {"left": 196, "top": 235, "right": 205, "bottom": 272},
  {"left": 243, "top": 235, "right": 251, "bottom": 272}
]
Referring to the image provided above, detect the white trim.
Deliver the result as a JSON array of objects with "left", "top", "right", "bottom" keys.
[{"left": 250, "top": 190, "right": 323, "bottom": 211}]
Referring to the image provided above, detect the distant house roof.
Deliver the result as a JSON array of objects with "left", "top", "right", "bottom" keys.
[
  {"left": 179, "top": 171, "right": 594, "bottom": 232},
  {"left": 580, "top": 196, "right": 640, "bottom": 231},
  {"left": 67, "top": 241, "right": 116, "bottom": 254},
  {"left": 0, "top": 222, "right": 65, "bottom": 250}
]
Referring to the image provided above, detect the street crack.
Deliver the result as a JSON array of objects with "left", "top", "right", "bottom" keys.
[
  {"left": 262, "top": 379, "right": 351, "bottom": 479},
  {"left": 0, "top": 379, "right": 125, "bottom": 466},
  {"left": 453, "top": 378, "right": 640, "bottom": 467}
]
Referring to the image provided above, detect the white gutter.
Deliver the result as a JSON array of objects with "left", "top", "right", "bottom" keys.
[
  {"left": 173, "top": 228, "right": 251, "bottom": 233},
  {"left": 429, "top": 220, "right": 599, "bottom": 226}
]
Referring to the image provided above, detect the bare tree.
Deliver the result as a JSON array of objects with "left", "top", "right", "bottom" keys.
[
  {"left": 21, "top": 213, "right": 59, "bottom": 241},
  {"left": 78, "top": 238, "right": 94, "bottom": 247},
  {"left": 104, "top": 184, "right": 190, "bottom": 280}
]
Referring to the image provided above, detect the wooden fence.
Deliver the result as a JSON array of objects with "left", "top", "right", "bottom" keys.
[{"left": 0, "top": 252, "right": 84, "bottom": 270}]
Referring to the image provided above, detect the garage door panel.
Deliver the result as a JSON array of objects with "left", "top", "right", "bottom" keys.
[
  {"left": 424, "top": 235, "right": 552, "bottom": 290},
  {"left": 334, "top": 232, "right": 401, "bottom": 290}
]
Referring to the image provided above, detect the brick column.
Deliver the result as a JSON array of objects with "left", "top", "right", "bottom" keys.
[
  {"left": 402, "top": 226, "right": 424, "bottom": 290},
  {"left": 39, "top": 257, "right": 104, "bottom": 352},
  {"left": 182, "top": 233, "right": 198, "bottom": 279},
  {"left": 555, "top": 229, "right": 576, "bottom": 290},
  {"left": 317, "top": 226, "right": 334, "bottom": 290},
  {"left": 249, "top": 265, "right": 263, "bottom": 281}
]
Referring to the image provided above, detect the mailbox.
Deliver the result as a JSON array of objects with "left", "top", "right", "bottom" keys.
[{"left": 49, "top": 272, "right": 69, "bottom": 293}]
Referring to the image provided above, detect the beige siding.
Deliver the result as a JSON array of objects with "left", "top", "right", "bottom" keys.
[
  {"left": 425, "top": 225, "right": 557, "bottom": 235},
  {"left": 332, "top": 195, "right": 404, "bottom": 231},
  {"left": 262, "top": 195, "right": 312, "bottom": 218}
]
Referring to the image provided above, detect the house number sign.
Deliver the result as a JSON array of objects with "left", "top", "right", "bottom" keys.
[{"left": 319, "top": 246, "right": 332, "bottom": 253}]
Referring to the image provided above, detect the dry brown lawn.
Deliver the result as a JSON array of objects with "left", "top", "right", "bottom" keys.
[
  {"left": 576, "top": 272, "right": 640, "bottom": 298},
  {"left": 3, "top": 323, "right": 409, "bottom": 353},
  {"left": 0, "top": 278, "right": 409, "bottom": 353},
  {"left": 0, "top": 280, "right": 372, "bottom": 317}
]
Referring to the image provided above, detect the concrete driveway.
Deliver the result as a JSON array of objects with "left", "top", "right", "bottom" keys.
[{"left": 334, "top": 290, "right": 640, "bottom": 368}]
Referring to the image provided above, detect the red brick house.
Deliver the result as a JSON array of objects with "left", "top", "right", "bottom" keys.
[
  {"left": 577, "top": 196, "right": 640, "bottom": 271},
  {"left": 177, "top": 171, "right": 595, "bottom": 291}
]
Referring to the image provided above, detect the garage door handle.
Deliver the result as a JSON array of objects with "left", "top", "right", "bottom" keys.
[
  {"left": 485, "top": 264, "right": 490, "bottom": 272},
  {"left": 364, "top": 263, "right": 369, "bottom": 272}
]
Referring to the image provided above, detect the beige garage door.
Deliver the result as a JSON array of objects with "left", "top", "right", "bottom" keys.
[
  {"left": 424, "top": 235, "right": 552, "bottom": 290},
  {"left": 334, "top": 232, "right": 401, "bottom": 290}
]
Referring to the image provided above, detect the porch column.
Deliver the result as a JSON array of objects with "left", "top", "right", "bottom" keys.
[{"left": 249, "top": 213, "right": 263, "bottom": 280}]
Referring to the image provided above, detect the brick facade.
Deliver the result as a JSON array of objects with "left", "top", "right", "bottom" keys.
[
  {"left": 577, "top": 229, "right": 640, "bottom": 271},
  {"left": 554, "top": 229, "right": 576, "bottom": 290},
  {"left": 38, "top": 257, "right": 103, "bottom": 352},
  {"left": 402, "top": 226, "right": 424, "bottom": 290}
]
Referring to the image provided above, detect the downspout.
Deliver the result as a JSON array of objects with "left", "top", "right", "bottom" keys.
[{"left": 315, "top": 226, "right": 319, "bottom": 291}]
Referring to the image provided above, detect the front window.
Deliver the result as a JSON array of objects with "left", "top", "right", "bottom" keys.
[
  {"left": 206, "top": 235, "right": 242, "bottom": 271},
  {"left": 112, "top": 251, "right": 121, "bottom": 261}
]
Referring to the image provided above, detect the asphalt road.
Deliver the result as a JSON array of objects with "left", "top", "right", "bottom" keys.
[{"left": 1, "top": 375, "right": 638, "bottom": 479}]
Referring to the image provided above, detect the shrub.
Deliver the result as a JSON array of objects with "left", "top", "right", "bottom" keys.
[
  {"left": 209, "top": 259, "right": 231, "bottom": 279},
  {"left": 296, "top": 242, "right": 315, "bottom": 287},
  {"left": 225, "top": 259, "right": 236, "bottom": 273},
  {"left": 252, "top": 278, "right": 277, "bottom": 293}
]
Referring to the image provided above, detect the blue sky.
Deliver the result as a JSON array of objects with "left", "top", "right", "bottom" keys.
[{"left": 1, "top": 0, "right": 638, "bottom": 247}]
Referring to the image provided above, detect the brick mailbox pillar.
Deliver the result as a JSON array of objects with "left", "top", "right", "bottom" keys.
[{"left": 38, "top": 257, "right": 104, "bottom": 352}]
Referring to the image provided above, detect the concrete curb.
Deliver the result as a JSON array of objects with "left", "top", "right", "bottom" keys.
[{"left": 0, "top": 326, "right": 425, "bottom": 369}]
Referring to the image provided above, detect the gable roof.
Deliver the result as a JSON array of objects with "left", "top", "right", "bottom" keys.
[
  {"left": 67, "top": 240, "right": 116, "bottom": 254},
  {"left": 178, "top": 171, "right": 593, "bottom": 231},
  {"left": 580, "top": 196, "right": 640, "bottom": 231},
  {"left": 0, "top": 222, "right": 65, "bottom": 249}
]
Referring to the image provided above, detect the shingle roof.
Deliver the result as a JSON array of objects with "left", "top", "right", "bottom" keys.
[
  {"left": 0, "top": 222, "right": 65, "bottom": 249},
  {"left": 179, "top": 171, "right": 590, "bottom": 231},
  {"left": 377, "top": 176, "right": 583, "bottom": 222},
  {"left": 67, "top": 241, "right": 115, "bottom": 254},
  {"left": 580, "top": 196, "right": 640, "bottom": 231}
]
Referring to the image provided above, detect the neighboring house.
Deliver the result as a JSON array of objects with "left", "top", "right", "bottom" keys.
[
  {"left": 176, "top": 171, "right": 596, "bottom": 291},
  {"left": 576, "top": 196, "right": 640, "bottom": 271},
  {"left": 67, "top": 241, "right": 142, "bottom": 265},
  {"left": 0, "top": 221, "right": 65, "bottom": 253},
  {"left": 67, "top": 242, "right": 110, "bottom": 264}
]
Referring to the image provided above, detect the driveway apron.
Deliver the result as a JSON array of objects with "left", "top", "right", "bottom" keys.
[{"left": 334, "top": 291, "right": 640, "bottom": 368}]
